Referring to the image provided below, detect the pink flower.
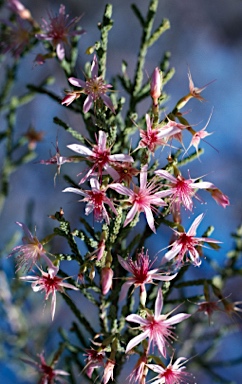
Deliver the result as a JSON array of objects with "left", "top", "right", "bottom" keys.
[
  {"left": 65, "top": 54, "right": 115, "bottom": 113},
  {"left": 147, "top": 356, "right": 195, "bottom": 384},
  {"left": 138, "top": 114, "right": 181, "bottom": 153},
  {"left": 125, "top": 288, "right": 190, "bottom": 357},
  {"left": 155, "top": 169, "right": 230, "bottom": 212},
  {"left": 63, "top": 178, "right": 117, "bottom": 224},
  {"left": 67, "top": 130, "right": 134, "bottom": 184},
  {"left": 103, "top": 359, "right": 115, "bottom": 384},
  {"left": 101, "top": 267, "right": 114, "bottom": 295},
  {"left": 162, "top": 213, "right": 221, "bottom": 267},
  {"left": 118, "top": 248, "right": 177, "bottom": 305},
  {"left": 150, "top": 67, "right": 162, "bottom": 106},
  {"left": 110, "top": 164, "right": 167, "bottom": 233},
  {"left": 21, "top": 351, "right": 69, "bottom": 384},
  {"left": 36, "top": 4, "right": 85, "bottom": 61},
  {"left": 8, "top": 222, "right": 53, "bottom": 272},
  {"left": 19, "top": 266, "right": 78, "bottom": 320}
]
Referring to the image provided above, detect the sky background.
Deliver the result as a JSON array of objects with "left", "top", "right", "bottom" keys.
[{"left": 1, "top": 0, "right": 242, "bottom": 383}]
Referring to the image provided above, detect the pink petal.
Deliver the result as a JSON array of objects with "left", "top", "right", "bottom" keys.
[
  {"left": 67, "top": 143, "right": 93, "bottom": 156},
  {"left": 98, "top": 130, "right": 107, "bottom": 151},
  {"left": 126, "top": 314, "right": 149, "bottom": 325},
  {"left": 109, "top": 183, "right": 133, "bottom": 196},
  {"left": 143, "top": 206, "right": 156, "bottom": 233},
  {"left": 68, "top": 77, "right": 86, "bottom": 87},
  {"left": 117, "top": 255, "right": 131, "bottom": 272},
  {"left": 90, "top": 178, "right": 100, "bottom": 190},
  {"left": 101, "top": 93, "right": 115, "bottom": 113},
  {"left": 56, "top": 42, "right": 65, "bottom": 61},
  {"left": 104, "top": 164, "right": 120, "bottom": 180},
  {"left": 91, "top": 54, "right": 98, "bottom": 78},
  {"left": 16, "top": 221, "right": 33, "bottom": 241},
  {"left": 140, "top": 164, "right": 148, "bottom": 190},
  {"left": 154, "top": 289, "right": 163, "bottom": 318},
  {"left": 164, "top": 312, "right": 191, "bottom": 325},
  {"left": 187, "top": 213, "right": 204, "bottom": 236},
  {"left": 124, "top": 204, "right": 138, "bottom": 227},
  {"left": 155, "top": 169, "right": 177, "bottom": 183},
  {"left": 109, "top": 153, "right": 134, "bottom": 162},
  {"left": 83, "top": 95, "right": 93, "bottom": 113},
  {"left": 62, "top": 187, "right": 87, "bottom": 197},
  {"left": 162, "top": 242, "right": 183, "bottom": 262},
  {"left": 119, "top": 281, "right": 134, "bottom": 302},
  {"left": 51, "top": 290, "right": 56, "bottom": 320},
  {"left": 125, "top": 330, "right": 150, "bottom": 353}
]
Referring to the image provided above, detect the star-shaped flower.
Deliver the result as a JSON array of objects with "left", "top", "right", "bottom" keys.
[
  {"left": 63, "top": 54, "right": 115, "bottom": 113},
  {"left": 118, "top": 248, "right": 177, "bottom": 305},
  {"left": 125, "top": 288, "right": 190, "bottom": 357},
  {"left": 162, "top": 213, "right": 221, "bottom": 267},
  {"left": 110, "top": 164, "right": 167, "bottom": 233},
  {"left": 67, "top": 130, "right": 133, "bottom": 184}
]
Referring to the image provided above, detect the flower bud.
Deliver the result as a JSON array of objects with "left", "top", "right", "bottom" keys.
[
  {"left": 103, "top": 359, "right": 115, "bottom": 384},
  {"left": 210, "top": 188, "right": 230, "bottom": 208},
  {"left": 89, "top": 265, "right": 95, "bottom": 280},
  {"left": 101, "top": 267, "right": 113, "bottom": 295},
  {"left": 150, "top": 67, "right": 162, "bottom": 106}
]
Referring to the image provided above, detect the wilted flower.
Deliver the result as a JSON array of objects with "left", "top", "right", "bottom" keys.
[
  {"left": 8, "top": 222, "right": 52, "bottom": 272},
  {"left": 147, "top": 356, "right": 195, "bottom": 384},
  {"left": 118, "top": 248, "right": 177, "bottom": 305},
  {"left": 221, "top": 298, "right": 242, "bottom": 320},
  {"left": 125, "top": 288, "right": 190, "bottom": 357},
  {"left": 63, "top": 178, "right": 118, "bottom": 224},
  {"left": 188, "top": 68, "right": 213, "bottom": 102},
  {"left": 65, "top": 54, "right": 115, "bottom": 113},
  {"left": 103, "top": 359, "right": 115, "bottom": 384},
  {"left": 67, "top": 130, "right": 134, "bottom": 184},
  {"left": 21, "top": 351, "right": 69, "bottom": 384},
  {"left": 196, "top": 299, "right": 222, "bottom": 325},
  {"left": 24, "top": 125, "right": 44, "bottom": 150},
  {"left": 162, "top": 213, "right": 221, "bottom": 267},
  {"left": 40, "top": 140, "right": 74, "bottom": 184},
  {"left": 110, "top": 164, "right": 167, "bottom": 233},
  {"left": 128, "top": 355, "right": 148, "bottom": 384},
  {"left": 83, "top": 348, "right": 105, "bottom": 378},
  {"left": 208, "top": 187, "right": 230, "bottom": 208},
  {"left": 185, "top": 111, "right": 213, "bottom": 156},
  {"left": 36, "top": 4, "right": 85, "bottom": 61},
  {"left": 19, "top": 266, "right": 78, "bottom": 320},
  {"left": 112, "top": 162, "right": 139, "bottom": 186},
  {"left": 0, "top": 18, "right": 31, "bottom": 57}
]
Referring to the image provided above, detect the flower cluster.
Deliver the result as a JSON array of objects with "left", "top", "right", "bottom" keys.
[{"left": 3, "top": 1, "right": 235, "bottom": 383}]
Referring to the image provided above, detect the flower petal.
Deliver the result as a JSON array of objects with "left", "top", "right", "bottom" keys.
[{"left": 125, "top": 329, "right": 150, "bottom": 353}]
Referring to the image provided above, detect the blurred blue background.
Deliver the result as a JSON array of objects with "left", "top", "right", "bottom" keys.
[{"left": 1, "top": 0, "right": 242, "bottom": 382}]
